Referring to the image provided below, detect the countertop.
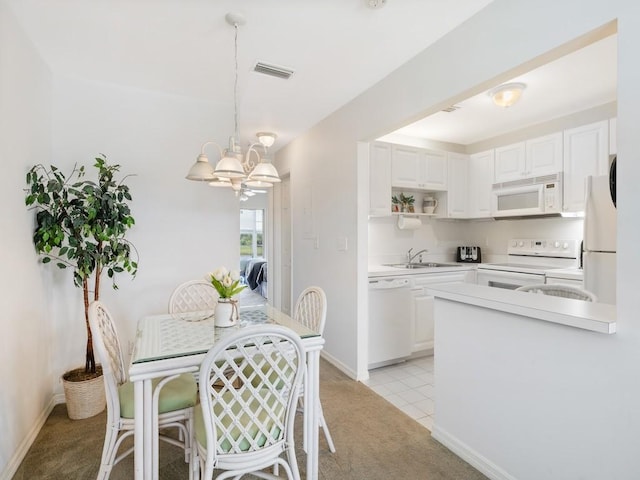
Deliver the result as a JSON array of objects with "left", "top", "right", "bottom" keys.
[
  {"left": 368, "top": 263, "right": 476, "bottom": 278},
  {"left": 426, "top": 283, "right": 615, "bottom": 334}
]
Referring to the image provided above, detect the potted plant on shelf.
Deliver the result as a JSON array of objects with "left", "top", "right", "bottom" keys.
[
  {"left": 398, "top": 193, "right": 415, "bottom": 213},
  {"left": 24, "top": 155, "right": 138, "bottom": 419},
  {"left": 391, "top": 195, "right": 401, "bottom": 212}
]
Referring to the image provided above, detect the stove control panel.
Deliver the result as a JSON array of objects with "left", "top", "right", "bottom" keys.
[{"left": 508, "top": 239, "right": 578, "bottom": 258}]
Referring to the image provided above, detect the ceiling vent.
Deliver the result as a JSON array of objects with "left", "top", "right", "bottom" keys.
[
  {"left": 441, "top": 105, "right": 460, "bottom": 113},
  {"left": 253, "top": 62, "right": 294, "bottom": 80}
]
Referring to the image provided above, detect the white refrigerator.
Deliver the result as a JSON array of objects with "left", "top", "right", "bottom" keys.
[{"left": 583, "top": 175, "right": 617, "bottom": 304}]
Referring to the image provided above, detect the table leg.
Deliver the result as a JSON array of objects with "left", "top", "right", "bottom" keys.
[
  {"left": 306, "top": 349, "right": 320, "bottom": 480},
  {"left": 133, "top": 380, "right": 145, "bottom": 480},
  {"left": 144, "top": 380, "right": 154, "bottom": 479}
]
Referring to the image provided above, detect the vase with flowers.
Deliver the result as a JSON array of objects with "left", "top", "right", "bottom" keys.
[{"left": 208, "top": 267, "right": 246, "bottom": 327}]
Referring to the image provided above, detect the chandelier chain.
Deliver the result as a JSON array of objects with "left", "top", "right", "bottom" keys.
[{"left": 233, "top": 22, "right": 239, "bottom": 142}]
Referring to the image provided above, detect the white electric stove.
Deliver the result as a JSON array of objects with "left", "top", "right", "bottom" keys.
[{"left": 477, "top": 239, "right": 580, "bottom": 290}]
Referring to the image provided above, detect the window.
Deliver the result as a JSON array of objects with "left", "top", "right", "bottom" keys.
[{"left": 240, "top": 209, "right": 264, "bottom": 275}]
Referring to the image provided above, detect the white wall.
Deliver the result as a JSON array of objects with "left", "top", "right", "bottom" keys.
[
  {"left": 0, "top": 3, "right": 54, "bottom": 476},
  {"left": 432, "top": 298, "right": 639, "bottom": 479},
  {"left": 277, "top": 0, "right": 640, "bottom": 476},
  {"left": 50, "top": 76, "right": 242, "bottom": 376},
  {"left": 368, "top": 216, "right": 584, "bottom": 266}
]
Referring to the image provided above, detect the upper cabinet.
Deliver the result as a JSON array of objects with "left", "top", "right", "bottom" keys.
[
  {"left": 468, "top": 150, "right": 494, "bottom": 218},
  {"left": 446, "top": 153, "right": 469, "bottom": 218},
  {"left": 391, "top": 145, "right": 447, "bottom": 191},
  {"left": 494, "top": 132, "right": 562, "bottom": 183},
  {"left": 368, "top": 142, "right": 392, "bottom": 216},
  {"left": 563, "top": 120, "right": 609, "bottom": 212}
]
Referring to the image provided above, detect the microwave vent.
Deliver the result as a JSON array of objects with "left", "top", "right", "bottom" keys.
[{"left": 493, "top": 172, "right": 562, "bottom": 190}]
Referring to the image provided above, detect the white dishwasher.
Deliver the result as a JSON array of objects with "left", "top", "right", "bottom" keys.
[{"left": 368, "top": 276, "right": 413, "bottom": 369}]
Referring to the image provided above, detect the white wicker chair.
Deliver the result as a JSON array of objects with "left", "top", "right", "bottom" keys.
[
  {"left": 88, "top": 301, "right": 197, "bottom": 480},
  {"left": 293, "top": 286, "right": 336, "bottom": 453},
  {"left": 515, "top": 284, "right": 598, "bottom": 302},
  {"left": 168, "top": 280, "right": 219, "bottom": 317},
  {"left": 194, "top": 326, "right": 306, "bottom": 480}
]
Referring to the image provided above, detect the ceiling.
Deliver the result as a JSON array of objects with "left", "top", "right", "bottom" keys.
[
  {"left": 389, "top": 34, "right": 617, "bottom": 146},
  {"left": 4, "top": 0, "right": 494, "bottom": 151}
]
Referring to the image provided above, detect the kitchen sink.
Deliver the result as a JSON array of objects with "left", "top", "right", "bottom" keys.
[{"left": 382, "top": 262, "right": 463, "bottom": 269}]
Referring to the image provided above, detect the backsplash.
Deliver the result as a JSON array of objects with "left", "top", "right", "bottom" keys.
[{"left": 368, "top": 215, "right": 584, "bottom": 265}]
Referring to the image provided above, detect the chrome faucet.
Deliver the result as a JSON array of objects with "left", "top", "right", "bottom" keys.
[{"left": 406, "top": 248, "right": 429, "bottom": 264}]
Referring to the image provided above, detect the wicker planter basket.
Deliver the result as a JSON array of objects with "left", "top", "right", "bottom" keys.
[{"left": 62, "top": 368, "right": 106, "bottom": 420}]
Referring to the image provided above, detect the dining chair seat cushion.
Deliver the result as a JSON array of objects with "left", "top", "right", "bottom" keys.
[
  {"left": 194, "top": 389, "right": 282, "bottom": 452},
  {"left": 118, "top": 373, "right": 198, "bottom": 419}
]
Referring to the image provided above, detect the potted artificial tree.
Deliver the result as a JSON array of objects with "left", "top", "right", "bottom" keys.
[{"left": 25, "top": 155, "right": 138, "bottom": 419}]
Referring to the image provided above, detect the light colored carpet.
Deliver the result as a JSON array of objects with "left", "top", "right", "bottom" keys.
[{"left": 13, "top": 360, "right": 488, "bottom": 479}]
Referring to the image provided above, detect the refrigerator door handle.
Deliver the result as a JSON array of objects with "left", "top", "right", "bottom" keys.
[{"left": 583, "top": 176, "right": 593, "bottom": 251}]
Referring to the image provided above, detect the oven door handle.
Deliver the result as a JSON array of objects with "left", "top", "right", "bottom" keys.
[{"left": 478, "top": 270, "right": 543, "bottom": 280}]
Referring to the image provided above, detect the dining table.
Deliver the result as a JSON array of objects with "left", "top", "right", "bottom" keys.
[{"left": 128, "top": 304, "right": 325, "bottom": 480}]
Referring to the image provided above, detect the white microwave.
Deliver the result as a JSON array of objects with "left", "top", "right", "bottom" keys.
[{"left": 491, "top": 174, "right": 562, "bottom": 218}]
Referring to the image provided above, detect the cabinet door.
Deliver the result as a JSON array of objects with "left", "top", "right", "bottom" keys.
[
  {"left": 527, "top": 132, "right": 562, "bottom": 176},
  {"left": 468, "top": 150, "right": 494, "bottom": 218},
  {"left": 446, "top": 152, "right": 468, "bottom": 218},
  {"left": 369, "top": 142, "right": 392, "bottom": 215},
  {"left": 412, "top": 272, "right": 469, "bottom": 353},
  {"left": 391, "top": 145, "right": 420, "bottom": 188},
  {"left": 494, "top": 142, "right": 526, "bottom": 182},
  {"left": 413, "top": 293, "right": 434, "bottom": 352},
  {"left": 422, "top": 150, "right": 448, "bottom": 190},
  {"left": 563, "top": 120, "right": 609, "bottom": 212}
]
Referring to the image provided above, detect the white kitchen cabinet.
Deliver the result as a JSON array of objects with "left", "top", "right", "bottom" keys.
[
  {"left": 526, "top": 132, "right": 563, "bottom": 176},
  {"left": 494, "top": 142, "right": 526, "bottom": 183},
  {"left": 391, "top": 145, "right": 447, "bottom": 191},
  {"left": 368, "top": 142, "right": 392, "bottom": 216},
  {"left": 446, "top": 152, "right": 468, "bottom": 218},
  {"left": 563, "top": 120, "right": 609, "bottom": 212},
  {"left": 494, "top": 132, "right": 562, "bottom": 183},
  {"left": 411, "top": 272, "right": 469, "bottom": 353},
  {"left": 468, "top": 150, "right": 494, "bottom": 218}
]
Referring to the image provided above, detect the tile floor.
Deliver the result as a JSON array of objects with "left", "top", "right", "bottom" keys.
[{"left": 363, "top": 355, "right": 435, "bottom": 431}]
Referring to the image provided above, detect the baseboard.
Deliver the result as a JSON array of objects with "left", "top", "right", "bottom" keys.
[
  {"left": 431, "top": 424, "right": 518, "bottom": 480},
  {"left": 320, "top": 351, "right": 357, "bottom": 380},
  {"left": 0, "top": 395, "right": 58, "bottom": 480}
]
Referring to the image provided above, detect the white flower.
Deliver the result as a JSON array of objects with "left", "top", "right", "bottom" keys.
[
  {"left": 222, "top": 275, "right": 233, "bottom": 288},
  {"left": 212, "top": 267, "right": 228, "bottom": 282},
  {"left": 230, "top": 269, "right": 241, "bottom": 281}
]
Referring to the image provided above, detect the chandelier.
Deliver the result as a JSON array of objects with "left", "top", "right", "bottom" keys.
[{"left": 186, "top": 12, "right": 281, "bottom": 191}]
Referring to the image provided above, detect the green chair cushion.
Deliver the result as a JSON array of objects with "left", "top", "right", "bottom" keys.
[{"left": 119, "top": 373, "right": 197, "bottom": 419}]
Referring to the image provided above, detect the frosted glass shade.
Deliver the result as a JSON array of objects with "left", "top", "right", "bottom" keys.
[
  {"left": 186, "top": 154, "right": 216, "bottom": 181},
  {"left": 248, "top": 162, "right": 281, "bottom": 183},
  {"left": 489, "top": 82, "right": 526, "bottom": 108},
  {"left": 214, "top": 153, "right": 246, "bottom": 179}
]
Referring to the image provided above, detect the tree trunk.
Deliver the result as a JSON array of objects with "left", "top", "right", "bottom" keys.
[{"left": 83, "top": 278, "right": 96, "bottom": 374}]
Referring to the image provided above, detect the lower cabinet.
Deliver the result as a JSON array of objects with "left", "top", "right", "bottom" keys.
[{"left": 410, "top": 271, "right": 471, "bottom": 353}]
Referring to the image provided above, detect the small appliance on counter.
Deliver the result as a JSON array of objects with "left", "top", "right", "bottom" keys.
[{"left": 457, "top": 246, "right": 482, "bottom": 263}]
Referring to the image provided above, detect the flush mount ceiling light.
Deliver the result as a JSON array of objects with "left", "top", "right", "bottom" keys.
[
  {"left": 185, "top": 12, "right": 281, "bottom": 192},
  {"left": 488, "top": 82, "right": 527, "bottom": 108}
]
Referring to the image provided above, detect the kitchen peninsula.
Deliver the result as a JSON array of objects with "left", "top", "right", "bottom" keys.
[{"left": 426, "top": 283, "right": 617, "bottom": 480}]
